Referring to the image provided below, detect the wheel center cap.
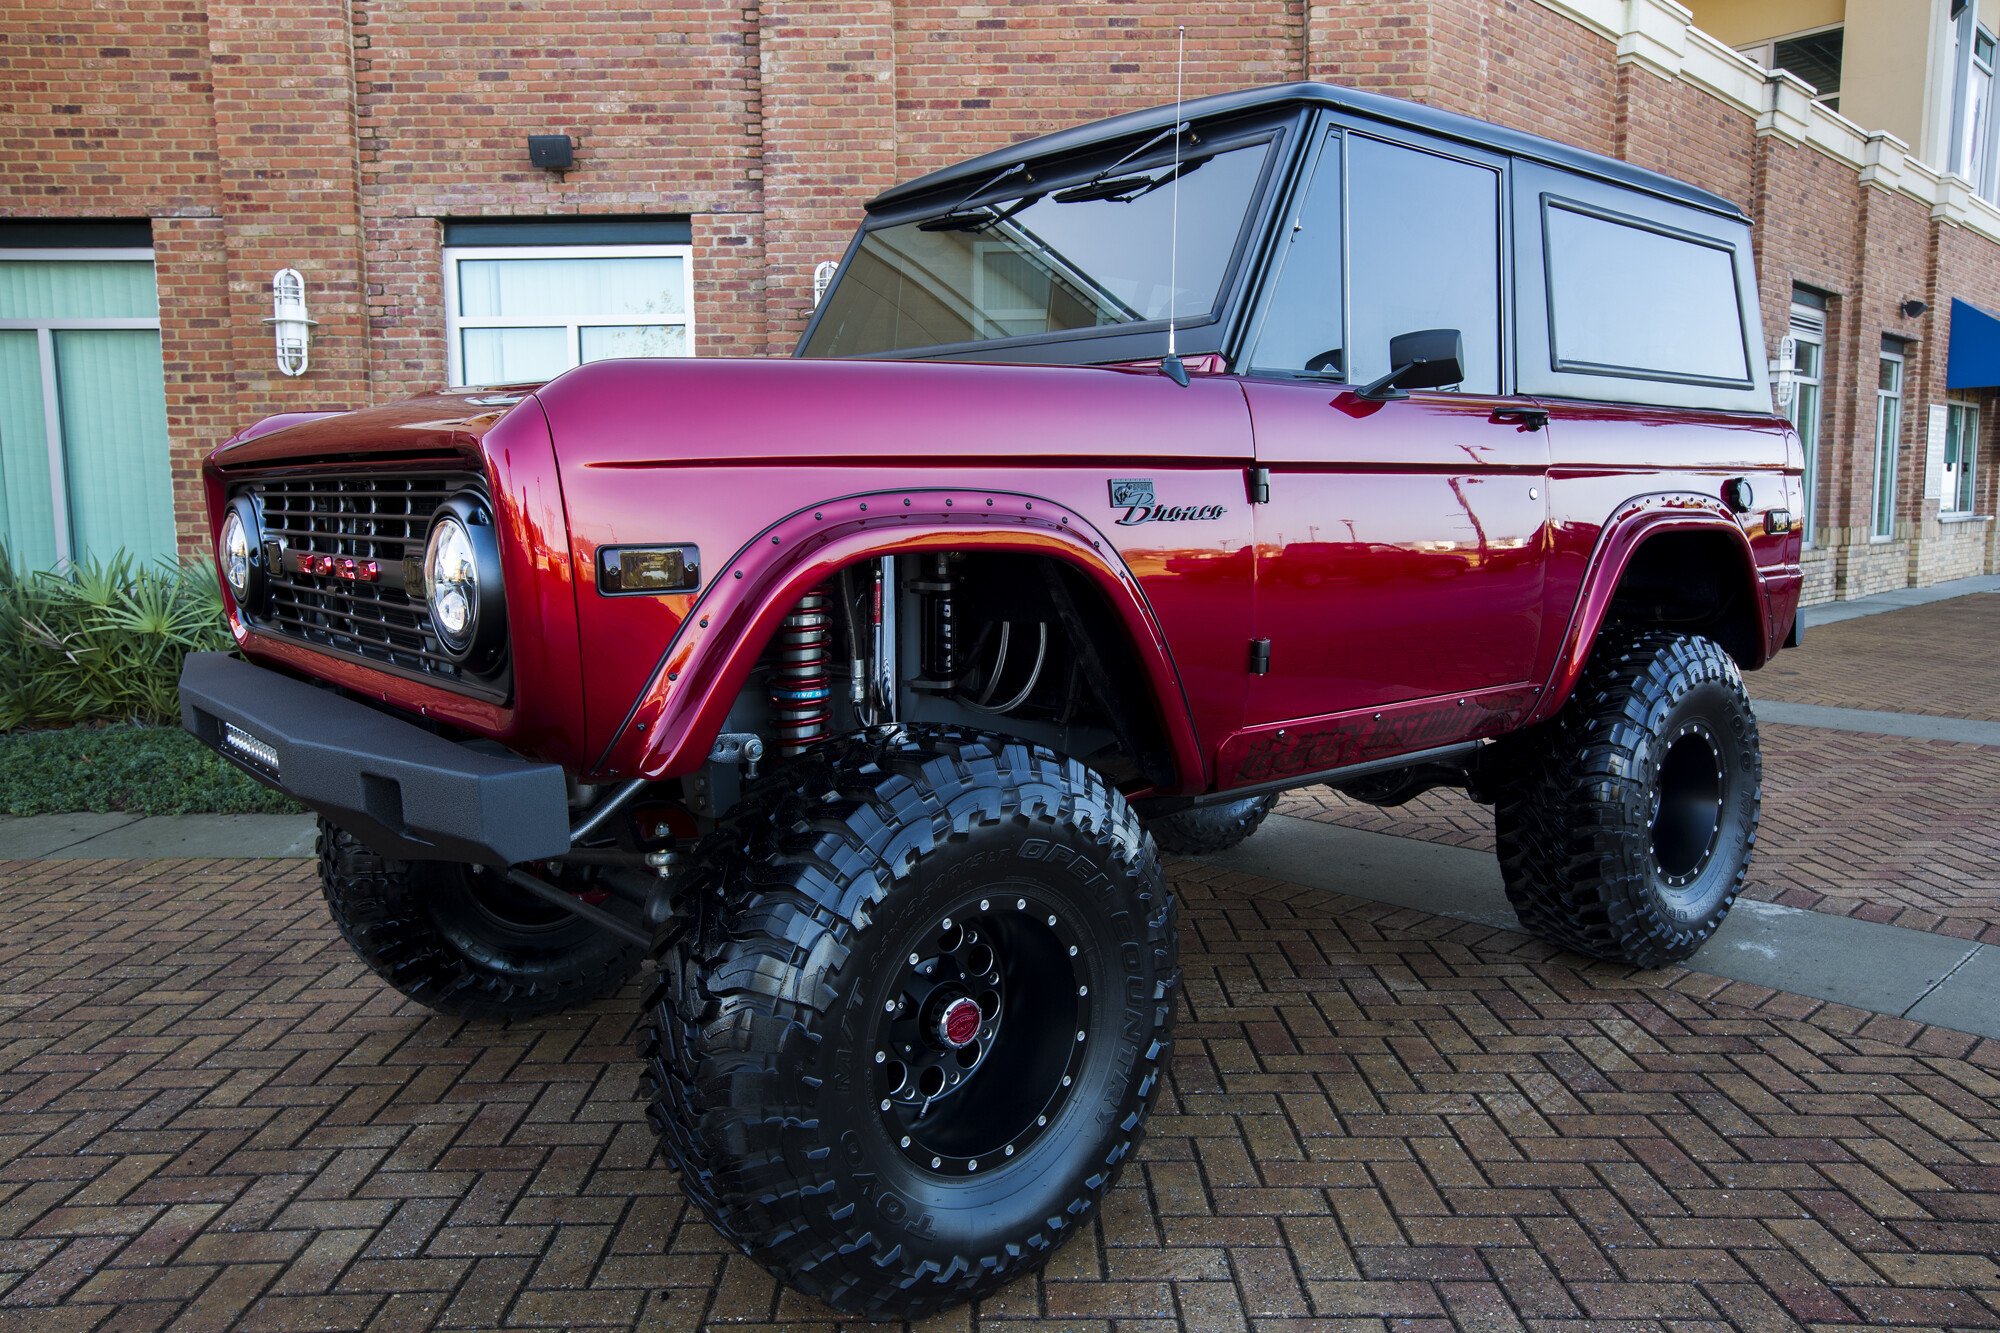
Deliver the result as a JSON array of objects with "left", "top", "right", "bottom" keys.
[{"left": 937, "top": 996, "right": 981, "bottom": 1049}]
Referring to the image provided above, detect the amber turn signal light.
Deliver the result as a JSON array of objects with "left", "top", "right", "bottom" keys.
[{"left": 598, "top": 544, "right": 701, "bottom": 595}]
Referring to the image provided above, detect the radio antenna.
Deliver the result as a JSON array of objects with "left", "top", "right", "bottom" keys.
[{"left": 1161, "top": 24, "right": 1190, "bottom": 388}]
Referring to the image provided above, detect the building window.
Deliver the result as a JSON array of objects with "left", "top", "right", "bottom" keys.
[
  {"left": 0, "top": 243, "right": 173, "bottom": 570},
  {"left": 1952, "top": 9, "right": 2000, "bottom": 199},
  {"left": 1786, "top": 290, "right": 1827, "bottom": 546},
  {"left": 1943, "top": 399, "right": 1981, "bottom": 518},
  {"left": 1739, "top": 26, "right": 1843, "bottom": 112},
  {"left": 442, "top": 240, "right": 695, "bottom": 387},
  {"left": 1872, "top": 344, "right": 1904, "bottom": 541}
]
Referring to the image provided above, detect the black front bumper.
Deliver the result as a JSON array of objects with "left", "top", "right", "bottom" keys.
[{"left": 179, "top": 652, "right": 569, "bottom": 865}]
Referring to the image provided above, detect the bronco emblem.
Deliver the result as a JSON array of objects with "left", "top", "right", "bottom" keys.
[
  {"left": 1107, "top": 477, "right": 1154, "bottom": 508},
  {"left": 1108, "top": 476, "right": 1225, "bottom": 527}
]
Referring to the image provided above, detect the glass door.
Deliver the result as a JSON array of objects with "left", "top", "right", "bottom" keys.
[{"left": 1872, "top": 346, "right": 1903, "bottom": 541}]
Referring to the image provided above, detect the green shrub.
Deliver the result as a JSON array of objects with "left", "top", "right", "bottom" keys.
[
  {"left": 0, "top": 724, "right": 299, "bottom": 816},
  {"left": 0, "top": 553, "right": 229, "bottom": 730}
]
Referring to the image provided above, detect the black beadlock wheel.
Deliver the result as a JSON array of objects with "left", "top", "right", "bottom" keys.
[
  {"left": 316, "top": 819, "right": 644, "bottom": 1020},
  {"left": 1147, "top": 794, "right": 1276, "bottom": 855},
  {"left": 642, "top": 728, "right": 1176, "bottom": 1319},
  {"left": 1494, "top": 630, "right": 1761, "bottom": 969}
]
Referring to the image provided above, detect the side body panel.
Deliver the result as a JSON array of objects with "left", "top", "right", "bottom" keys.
[
  {"left": 536, "top": 359, "right": 1258, "bottom": 787},
  {"left": 1226, "top": 384, "right": 1550, "bottom": 786}
]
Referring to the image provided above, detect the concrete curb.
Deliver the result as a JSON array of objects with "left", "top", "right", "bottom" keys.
[
  {"left": 1802, "top": 572, "right": 2000, "bottom": 627},
  {"left": 1753, "top": 700, "right": 2000, "bottom": 746},
  {"left": 0, "top": 813, "right": 316, "bottom": 860},
  {"left": 5, "top": 809, "right": 1995, "bottom": 1042},
  {"left": 1208, "top": 813, "right": 2000, "bottom": 1044}
]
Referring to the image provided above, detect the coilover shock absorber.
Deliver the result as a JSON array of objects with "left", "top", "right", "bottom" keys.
[{"left": 768, "top": 585, "right": 834, "bottom": 757}]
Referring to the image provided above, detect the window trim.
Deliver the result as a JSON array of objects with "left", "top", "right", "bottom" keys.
[
  {"left": 1951, "top": 8, "right": 2000, "bottom": 201},
  {"left": 1240, "top": 117, "right": 1514, "bottom": 392},
  {"left": 1943, "top": 397, "right": 1981, "bottom": 519},
  {"left": 1242, "top": 125, "right": 1346, "bottom": 380},
  {"left": 1538, "top": 196, "right": 1752, "bottom": 389},
  {"left": 1341, "top": 127, "right": 1510, "bottom": 397},
  {"left": 441, "top": 242, "right": 696, "bottom": 388},
  {"left": 1736, "top": 23, "right": 1844, "bottom": 108},
  {"left": 0, "top": 247, "right": 163, "bottom": 567},
  {"left": 1787, "top": 294, "right": 1827, "bottom": 546},
  {"left": 1872, "top": 345, "right": 1905, "bottom": 542},
  {"left": 797, "top": 118, "right": 1294, "bottom": 364}
]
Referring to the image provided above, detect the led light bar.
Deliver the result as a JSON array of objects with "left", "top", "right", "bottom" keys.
[{"left": 220, "top": 721, "right": 280, "bottom": 776}]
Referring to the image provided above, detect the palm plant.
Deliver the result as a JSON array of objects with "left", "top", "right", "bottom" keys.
[{"left": 0, "top": 550, "right": 229, "bottom": 730}]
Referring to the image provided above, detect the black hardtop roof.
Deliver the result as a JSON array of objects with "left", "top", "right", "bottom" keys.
[{"left": 869, "top": 81, "right": 1746, "bottom": 220}]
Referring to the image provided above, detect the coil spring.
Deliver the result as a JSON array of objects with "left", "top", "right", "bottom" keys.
[{"left": 768, "top": 587, "right": 834, "bottom": 757}]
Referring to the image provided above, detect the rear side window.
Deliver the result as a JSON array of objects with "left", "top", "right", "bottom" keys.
[
  {"left": 1542, "top": 201, "right": 1749, "bottom": 385},
  {"left": 1348, "top": 136, "right": 1502, "bottom": 395}
]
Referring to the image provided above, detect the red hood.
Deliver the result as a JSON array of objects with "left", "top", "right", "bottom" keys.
[{"left": 208, "top": 386, "right": 543, "bottom": 473}]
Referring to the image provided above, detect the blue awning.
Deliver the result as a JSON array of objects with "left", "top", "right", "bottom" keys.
[{"left": 1948, "top": 297, "right": 2000, "bottom": 390}]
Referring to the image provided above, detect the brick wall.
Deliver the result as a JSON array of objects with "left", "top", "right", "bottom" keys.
[{"left": 2, "top": 0, "right": 1997, "bottom": 592}]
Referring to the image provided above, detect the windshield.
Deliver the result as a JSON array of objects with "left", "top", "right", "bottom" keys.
[{"left": 801, "top": 139, "right": 1271, "bottom": 358}]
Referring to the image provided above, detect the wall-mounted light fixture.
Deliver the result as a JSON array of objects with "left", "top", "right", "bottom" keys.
[
  {"left": 813, "top": 259, "right": 840, "bottom": 306},
  {"left": 1900, "top": 299, "right": 1930, "bottom": 319},
  {"left": 265, "top": 268, "right": 316, "bottom": 377},
  {"left": 528, "top": 135, "right": 575, "bottom": 173}
]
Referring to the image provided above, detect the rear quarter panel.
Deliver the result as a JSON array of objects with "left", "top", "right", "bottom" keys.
[{"left": 1534, "top": 401, "right": 1804, "bottom": 719}]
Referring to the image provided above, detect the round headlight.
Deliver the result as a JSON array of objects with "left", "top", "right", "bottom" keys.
[
  {"left": 219, "top": 509, "right": 252, "bottom": 597},
  {"left": 218, "top": 496, "right": 263, "bottom": 610},
  {"left": 424, "top": 514, "right": 480, "bottom": 652}
]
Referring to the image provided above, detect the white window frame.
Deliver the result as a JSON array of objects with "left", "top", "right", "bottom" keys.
[
  {"left": 1950, "top": 10, "right": 2000, "bottom": 201},
  {"left": 1872, "top": 346, "right": 1904, "bottom": 542},
  {"left": 970, "top": 239, "right": 1057, "bottom": 340},
  {"left": 1943, "top": 398, "right": 1981, "bottom": 519},
  {"left": 1786, "top": 296, "right": 1826, "bottom": 547},
  {"left": 0, "top": 246, "right": 160, "bottom": 567},
  {"left": 1737, "top": 24, "right": 1843, "bottom": 109},
  {"left": 441, "top": 243, "right": 696, "bottom": 387}
]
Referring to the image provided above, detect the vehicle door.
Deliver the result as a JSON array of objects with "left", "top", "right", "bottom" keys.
[{"left": 1227, "top": 124, "right": 1552, "bottom": 784}]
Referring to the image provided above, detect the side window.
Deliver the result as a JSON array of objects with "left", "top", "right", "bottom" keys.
[
  {"left": 1347, "top": 136, "right": 1501, "bottom": 395},
  {"left": 1248, "top": 132, "right": 1343, "bottom": 375},
  {"left": 1542, "top": 202, "right": 1749, "bottom": 385}
]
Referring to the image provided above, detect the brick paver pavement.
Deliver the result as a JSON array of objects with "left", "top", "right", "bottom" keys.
[
  {"left": 1280, "top": 722, "right": 2000, "bottom": 943},
  {"left": 1750, "top": 594, "right": 2000, "bottom": 722},
  {"left": 1277, "top": 594, "right": 2000, "bottom": 943},
  {"left": 4, "top": 854, "right": 2000, "bottom": 1331}
]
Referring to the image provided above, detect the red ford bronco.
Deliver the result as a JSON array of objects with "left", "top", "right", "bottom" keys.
[{"left": 183, "top": 82, "right": 1803, "bottom": 1317}]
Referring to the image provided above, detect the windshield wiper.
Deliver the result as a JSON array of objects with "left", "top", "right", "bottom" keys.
[
  {"left": 1048, "top": 121, "right": 1194, "bottom": 205},
  {"left": 1053, "top": 155, "right": 1204, "bottom": 205},
  {"left": 914, "top": 161, "right": 1034, "bottom": 232}
]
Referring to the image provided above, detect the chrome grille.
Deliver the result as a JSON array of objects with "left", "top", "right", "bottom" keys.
[{"left": 245, "top": 472, "right": 504, "bottom": 695}]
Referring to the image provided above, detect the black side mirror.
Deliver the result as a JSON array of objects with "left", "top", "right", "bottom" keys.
[{"left": 1356, "top": 328, "right": 1465, "bottom": 400}]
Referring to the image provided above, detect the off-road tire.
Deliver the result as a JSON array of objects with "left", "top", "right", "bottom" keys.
[
  {"left": 317, "top": 819, "right": 643, "bottom": 1020},
  {"left": 642, "top": 728, "right": 1176, "bottom": 1319},
  {"left": 1494, "top": 630, "right": 1760, "bottom": 969},
  {"left": 1148, "top": 794, "right": 1277, "bottom": 855}
]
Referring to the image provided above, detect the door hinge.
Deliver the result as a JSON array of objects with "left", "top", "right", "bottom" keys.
[
  {"left": 1248, "top": 638, "right": 1271, "bottom": 675},
  {"left": 1246, "top": 465, "right": 1271, "bottom": 504}
]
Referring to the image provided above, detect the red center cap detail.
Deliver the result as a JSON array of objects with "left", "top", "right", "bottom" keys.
[{"left": 939, "top": 997, "right": 982, "bottom": 1049}]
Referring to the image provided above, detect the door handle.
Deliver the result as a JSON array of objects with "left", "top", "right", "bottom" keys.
[{"left": 1490, "top": 407, "right": 1548, "bottom": 431}]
